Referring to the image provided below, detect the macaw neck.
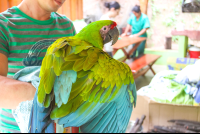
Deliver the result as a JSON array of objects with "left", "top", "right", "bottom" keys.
[{"left": 75, "top": 31, "right": 104, "bottom": 49}]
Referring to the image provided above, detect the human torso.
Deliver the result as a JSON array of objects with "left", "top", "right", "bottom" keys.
[
  {"left": 129, "top": 13, "right": 148, "bottom": 37},
  {"left": 0, "top": 6, "right": 76, "bottom": 133}
]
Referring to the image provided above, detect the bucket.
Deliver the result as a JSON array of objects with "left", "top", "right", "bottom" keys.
[{"left": 189, "top": 46, "right": 200, "bottom": 59}]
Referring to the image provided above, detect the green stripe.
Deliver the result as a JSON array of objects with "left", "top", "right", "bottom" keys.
[
  {"left": 0, "top": 31, "right": 9, "bottom": 41},
  {"left": 8, "top": 65, "right": 24, "bottom": 69},
  {"left": 0, "top": 24, "right": 9, "bottom": 32},
  {"left": 8, "top": 25, "right": 72, "bottom": 31},
  {"left": 3, "top": 20, "right": 70, "bottom": 26},
  {"left": 9, "top": 33, "right": 73, "bottom": 38},
  {"left": 0, "top": 36, "right": 6, "bottom": 41},
  {"left": 0, "top": 48, "right": 9, "bottom": 53},
  {"left": 73, "top": 30, "right": 76, "bottom": 36},
  {"left": 9, "top": 42, "right": 36, "bottom": 46},
  {"left": 8, "top": 57, "right": 44, "bottom": 62},
  {"left": 10, "top": 49, "right": 47, "bottom": 54},
  {"left": 7, "top": 72, "right": 15, "bottom": 76},
  {"left": 1, "top": 109, "right": 12, "bottom": 114},
  {"left": 4, "top": 15, "right": 65, "bottom": 20},
  {"left": 0, "top": 115, "right": 16, "bottom": 122},
  {"left": 0, "top": 121, "right": 20, "bottom": 131},
  {"left": 0, "top": 42, "right": 9, "bottom": 50}
]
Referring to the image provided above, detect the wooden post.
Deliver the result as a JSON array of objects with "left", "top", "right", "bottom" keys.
[
  {"left": 0, "top": 0, "right": 9, "bottom": 13},
  {"left": 139, "top": 0, "right": 149, "bottom": 15},
  {"left": 8, "top": 0, "right": 22, "bottom": 8}
]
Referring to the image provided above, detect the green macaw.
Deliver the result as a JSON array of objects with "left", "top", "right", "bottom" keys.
[{"left": 28, "top": 20, "right": 137, "bottom": 133}]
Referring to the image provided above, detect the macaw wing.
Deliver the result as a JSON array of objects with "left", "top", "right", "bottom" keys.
[
  {"left": 37, "top": 37, "right": 93, "bottom": 107},
  {"left": 37, "top": 37, "right": 137, "bottom": 133},
  {"left": 49, "top": 45, "right": 136, "bottom": 132},
  {"left": 58, "top": 82, "right": 136, "bottom": 133}
]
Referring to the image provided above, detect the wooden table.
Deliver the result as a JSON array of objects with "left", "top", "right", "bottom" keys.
[
  {"left": 112, "top": 36, "right": 146, "bottom": 61},
  {"left": 113, "top": 36, "right": 146, "bottom": 49},
  {"left": 128, "top": 54, "right": 161, "bottom": 79}
]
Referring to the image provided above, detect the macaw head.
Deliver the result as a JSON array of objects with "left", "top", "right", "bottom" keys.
[{"left": 75, "top": 20, "right": 119, "bottom": 49}]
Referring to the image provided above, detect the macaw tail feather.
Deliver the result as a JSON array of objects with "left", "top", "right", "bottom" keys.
[{"left": 28, "top": 91, "right": 55, "bottom": 133}]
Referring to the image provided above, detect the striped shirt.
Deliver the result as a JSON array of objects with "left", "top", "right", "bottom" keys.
[{"left": 0, "top": 6, "right": 76, "bottom": 133}]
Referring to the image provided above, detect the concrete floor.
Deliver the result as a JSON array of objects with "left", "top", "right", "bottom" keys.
[{"left": 134, "top": 64, "right": 168, "bottom": 90}]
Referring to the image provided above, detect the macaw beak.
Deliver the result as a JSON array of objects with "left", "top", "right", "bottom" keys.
[{"left": 103, "top": 27, "right": 119, "bottom": 45}]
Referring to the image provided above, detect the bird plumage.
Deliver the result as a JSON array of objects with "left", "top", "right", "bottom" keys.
[{"left": 29, "top": 20, "right": 137, "bottom": 133}]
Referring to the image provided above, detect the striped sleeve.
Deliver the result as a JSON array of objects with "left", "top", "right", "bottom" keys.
[
  {"left": 0, "top": 19, "right": 9, "bottom": 57},
  {"left": 71, "top": 21, "right": 77, "bottom": 36}
]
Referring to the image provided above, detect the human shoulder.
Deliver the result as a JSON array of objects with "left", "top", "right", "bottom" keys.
[
  {"left": 53, "top": 12, "right": 72, "bottom": 22},
  {"left": 141, "top": 13, "right": 149, "bottom": 20},
  {"left": 52, "top": 12, "right": 76, "bottom": 35},
  {"left": 0, "top": 9, "right": 13, "bottom": 25}
]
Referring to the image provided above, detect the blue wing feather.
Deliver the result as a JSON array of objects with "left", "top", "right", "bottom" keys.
[{"left": 59, "top": 82, "right": 136, "bottom": 133}]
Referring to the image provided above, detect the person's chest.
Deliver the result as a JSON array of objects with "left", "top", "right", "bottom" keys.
[{"left": 131, "top": 17, "right": 144, "bottom": 31}]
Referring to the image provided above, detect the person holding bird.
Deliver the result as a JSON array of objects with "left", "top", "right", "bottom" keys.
[{"left": 0, "top": 0, "right": 75, "bottom": 133}]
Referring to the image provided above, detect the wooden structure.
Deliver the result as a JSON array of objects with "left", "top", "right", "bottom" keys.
[
  {"left": 139, "top": 0, "right": 149, "bottom": 15},
  {"left": 112, "top": 36, "right": 146, "bottom": 62},
  {"left": 113, "top": 36, "right": 160, "bottom": 79},
  {"left": 128, "top": 54, "right": 161, "bottom": 79},
  {"left": 0, "top": 0, "right": 83, "bottom": 21}
]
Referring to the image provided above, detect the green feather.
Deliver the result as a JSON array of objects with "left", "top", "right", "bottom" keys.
[
  {"left": 53, "top": 56, "right": 64, "bottom": 76},
  {"left": 77, "top": 70, "right": 90, "bottom": 78},
  {"left": 88, "top": 82, "right": 102, "bottom": 102},
  {"left": 44, "top": 94, "right": 51, "bottom": 108},
  {"left": 44, "top": 69, "right": 56, "bottom": 94},
  {"left": 61, "top": 61, "right": 75, "bottom": 71},
  {"left": 65, "top": 46, "right": 72, "bottom": 57},
  {"left": 37, "top": 83, "right": 46, "bottom": 104},
  {"left": 64, "top": 53, "right": 82, "bottom": 61},
  {"left": 73, "top": 58, "right": 85, "bottom": 72}
]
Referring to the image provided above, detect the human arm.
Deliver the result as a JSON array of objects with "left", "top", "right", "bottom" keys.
[
  {"left": 132, "top": 28, "right": 148, "bottom": 37},
  {"left": 121, "top": 24, "right": 131, "bottom": 37},
  {"left": 0, "top": 53, "right": 36, "bottom": 109}
]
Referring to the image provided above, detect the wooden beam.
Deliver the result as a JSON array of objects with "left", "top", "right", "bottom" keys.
[
  {"left": 70, "top": 0, "right": 77, "bottom": 21},
  {"left": 8, "top": 0, "right": 22, "bottom": 8},
  {"left": 0, "top": 0, "right": 9, "bottom": 13},
  {"left": 139, "top": 0, "right": 149, "bottom": 15},
  {"left": 62, "top": 0, "right": 71, "bottom": 19}
]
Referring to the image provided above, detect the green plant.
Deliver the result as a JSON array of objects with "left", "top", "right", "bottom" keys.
[
  {"left": 172, "top": 36, "right": 179, "bottom": 43},
  {"left": 163, "top": 14, "right": 176, "bottom": 27},
  {"left": 194, "top": 16, "right": 200, "bottom": 24},
  {"left": 150, "top": 0, "right": 161, "bottom": 20},
  {"left": 147, "top": 29, "right": 154, "bottom": 38},
  {"left": 173, "top": 7, "right": 180, "bottom": 16}
]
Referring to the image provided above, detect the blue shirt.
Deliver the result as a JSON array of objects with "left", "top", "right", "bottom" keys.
[{"left": 127, "top": 13, "right": 150, "bottom": 37}]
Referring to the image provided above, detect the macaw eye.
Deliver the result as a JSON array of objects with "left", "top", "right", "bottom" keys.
[{"left": 104, "top": 27, "right": 106, "bottom": 30}]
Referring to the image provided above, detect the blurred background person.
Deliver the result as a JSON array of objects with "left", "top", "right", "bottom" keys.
[
  {"left": 100, "top": 1, "right": 121, "bottom": 57},
  {"left": 122, "top": 5, "right": 150, "bottom": 59}
]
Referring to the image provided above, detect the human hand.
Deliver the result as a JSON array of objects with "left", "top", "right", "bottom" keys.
[
  {"left": 121, "top": 33, "right": 127, "bottom": 37},
  {"left": 129, "top": 34, "right": 139, "bottom": 37}
]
